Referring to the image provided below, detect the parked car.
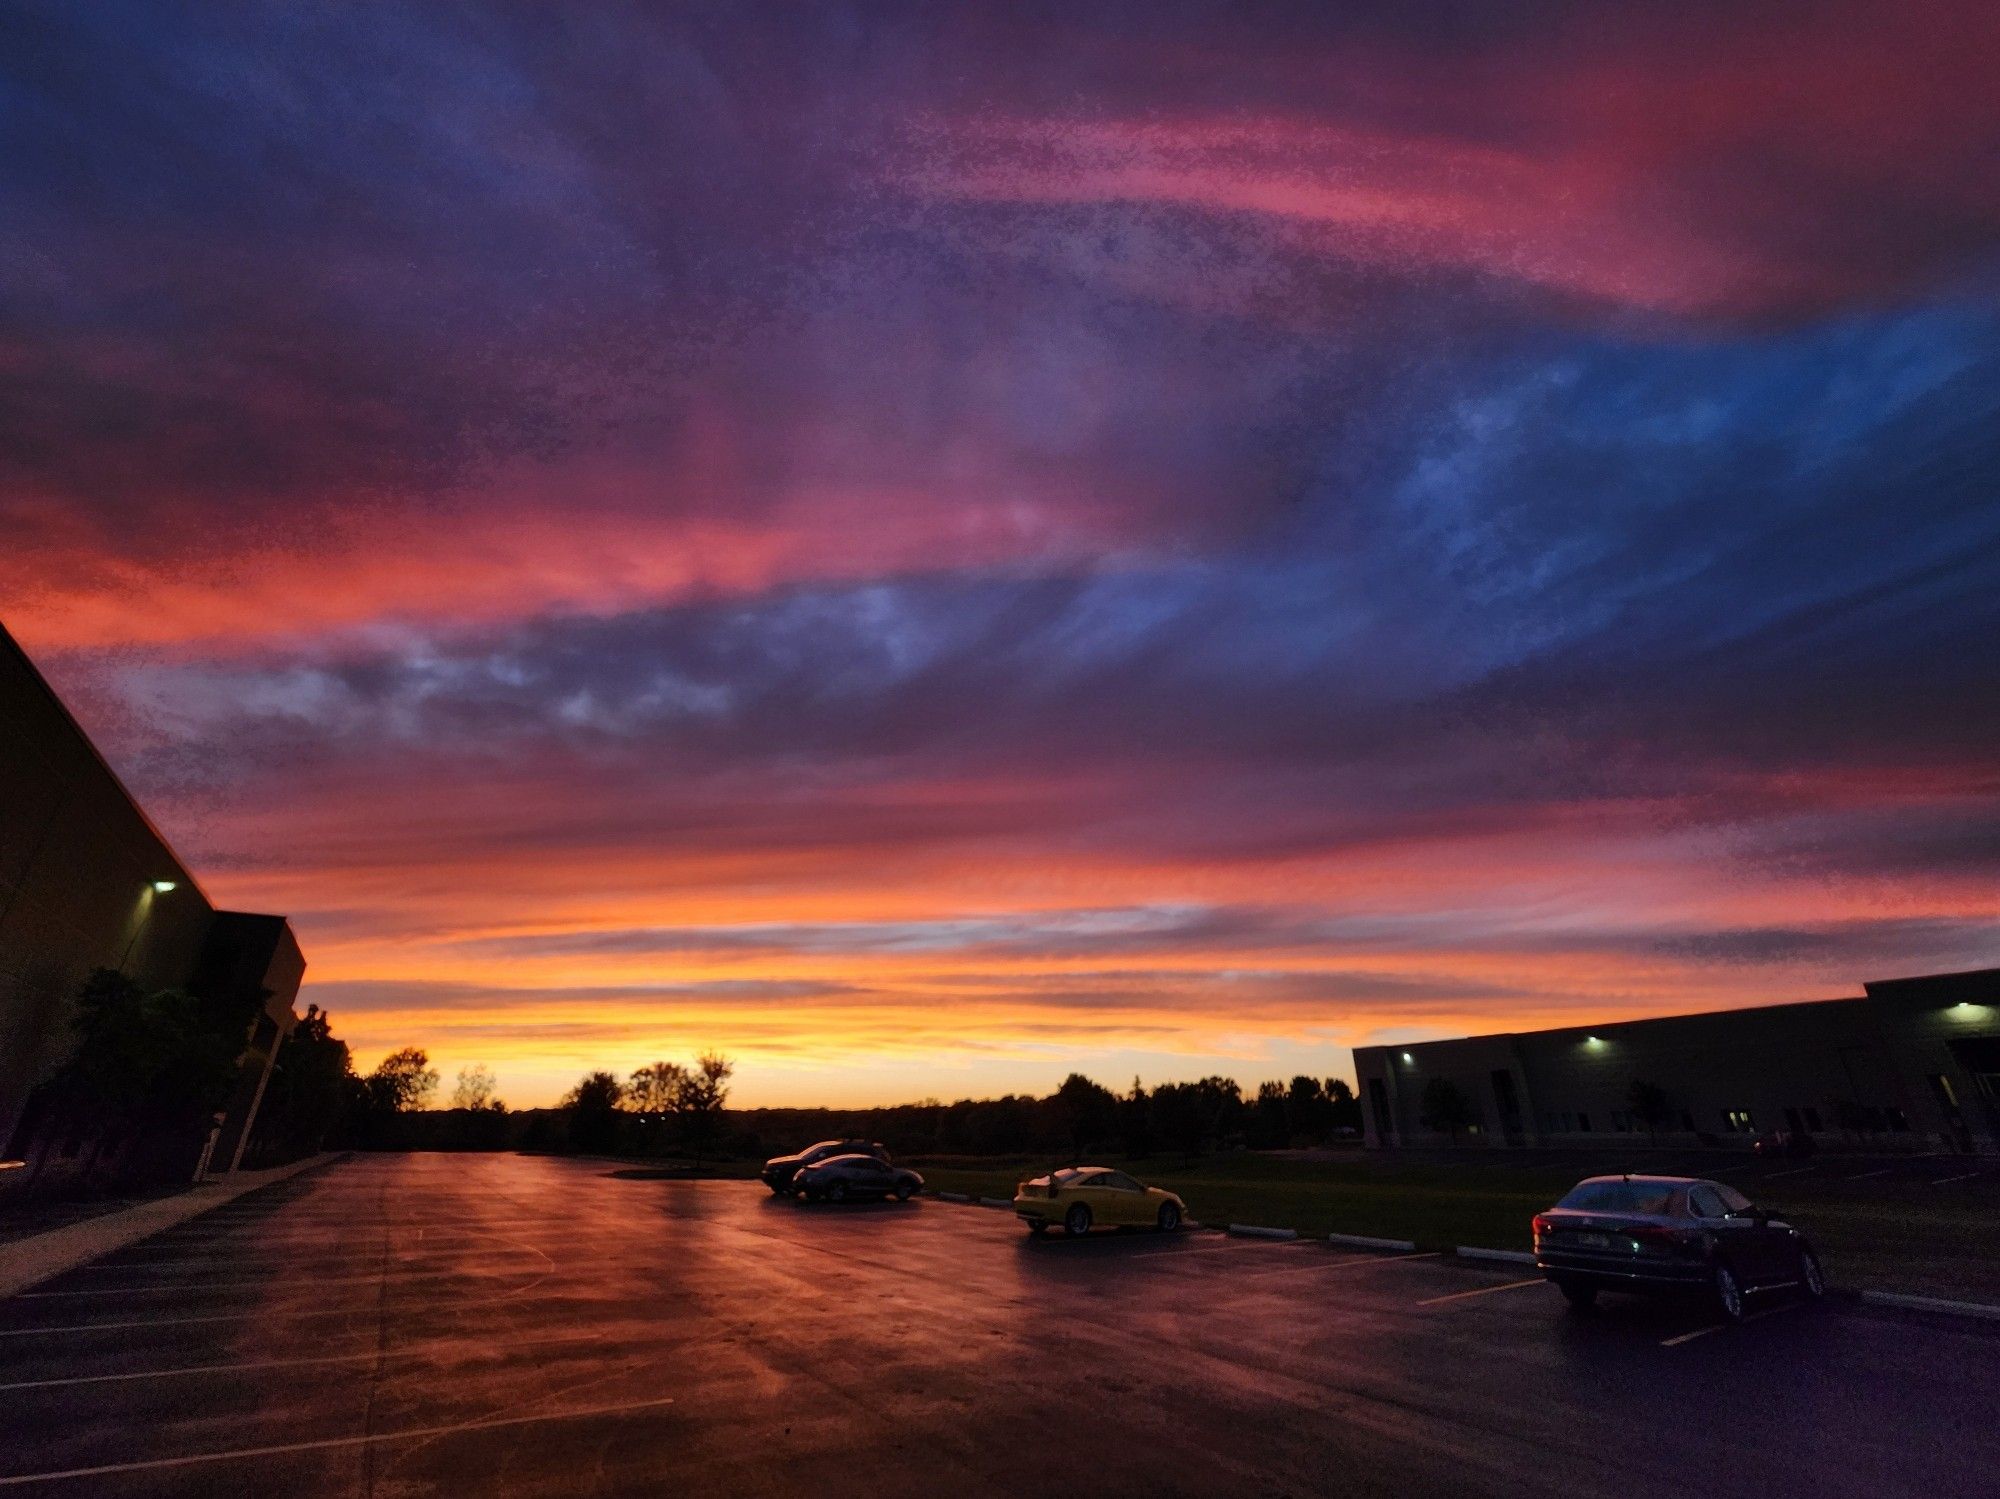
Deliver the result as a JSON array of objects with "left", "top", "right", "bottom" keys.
[
  {"left": 761, "top": 1140, "right": 889, "bottom": 1196},
  {"left": 1013, "top": 1166, "right": 1185, "bottom": 1237},
  {"left": 1532, "top": 1174, "right": 1826, "bottom": 1321},
  {"left": 794, "top": 1154, "right": 922, "bottom": 1204}
]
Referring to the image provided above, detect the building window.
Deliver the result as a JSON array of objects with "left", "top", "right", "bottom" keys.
[{"left": 1723, "top": 1109, "right": 1755, "bottom": 1133}]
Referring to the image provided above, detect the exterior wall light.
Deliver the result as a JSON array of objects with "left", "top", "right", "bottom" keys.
[
  {"left": 1401, "top": 1052, "right": 1415, "bottom": 1063},
  {"left": 152, "top": 880, "right": 178, "bottom": 893},
  {"left": 1585, "top": 1035, "right": 1605, "bottom": 1045}
]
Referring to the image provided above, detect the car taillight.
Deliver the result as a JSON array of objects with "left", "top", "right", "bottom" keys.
[{"left": 1532, "top": 1214, "right": 1554, "bottom": 1238}]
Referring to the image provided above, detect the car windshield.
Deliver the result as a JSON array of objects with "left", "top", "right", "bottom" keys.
[{"left": 1556, "top": 1181, "right": 1683, "bottom": 1215}]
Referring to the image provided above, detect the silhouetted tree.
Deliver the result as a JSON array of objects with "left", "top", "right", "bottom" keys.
[
  {"left": 626, "top": 1060, "right": 686, "bottom": 1155},
  {"left": 257, "top": 1004, "right": 354, "bottom": 1158},
  {"left": 1250, "top": 1080, "right": 1290, "bottom": 1148},
  {"left": 1118, "top": 1077, "right": 1155, "bottom": 1158},
  {"left": 563, "top": 1070, "right": 626, "bottom": 1154},
  {"left": 1152, "top": 1079, "right": 1208, "bottom": 1159},
  {"left": 1283, "top": 1075, "right": 1332, "bottom": 1142},
  {"left": 451, "top": 1065, "right": 498, "bottom": 1111},
  {"left": 673, "top": 1053, "right": 733, "bottom": 1169},
  {"left": 1051, "top": 1073, "right": 1119, "bottom": 1156},
  {"left": 1325, "top": 1078, "right": 1362, "bottom": 1133},
  {"left": 1418, "top": 1078, "right": 1475, "bottom": 1143},
  {"left": 67, "top": 968, "right": 263, "bottom": 1123},
  {"left": 366, "top": 1048, "right": 439, "bottom": 1112},
  {"left": 38, "top": 967, "right": 265, "bottom": 1178}
]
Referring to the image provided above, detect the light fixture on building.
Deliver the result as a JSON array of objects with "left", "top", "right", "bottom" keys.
[
  {"left": 1401, "top": 1052, "right": 1415, "bottom": 1063},
  {"left": 1585, "top": 1035, "right": 1605, "bottom": 1045},
  {"left": 152, "top": 880, "right": 177, "bottom": 893}
]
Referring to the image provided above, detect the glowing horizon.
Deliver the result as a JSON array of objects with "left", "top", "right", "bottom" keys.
[{"left": 6, "top": 2, "right": 1997, "bottom": 1109}]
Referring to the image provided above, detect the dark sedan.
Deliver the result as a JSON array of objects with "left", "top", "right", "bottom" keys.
[
  {"left": 760, "top": 1139, "right": 889, "bottom": 1195},
  {"left": 1533, "top": 1174, "right": 1826, "bottom": 1321},
  {"left": 794, "top": 1153, "right": 923, "bottom": 1204}
]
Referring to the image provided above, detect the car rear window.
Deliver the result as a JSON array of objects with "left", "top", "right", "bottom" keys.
[{"left": 1556, "top": 1181, "right": 1684, "bottom": 1215}]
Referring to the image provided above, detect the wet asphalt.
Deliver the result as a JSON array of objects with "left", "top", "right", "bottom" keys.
[{"left": 0, "top": 1153, "right": 1992, "bottom": 1497}]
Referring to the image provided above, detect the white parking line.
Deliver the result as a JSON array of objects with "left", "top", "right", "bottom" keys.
[
  {"left": 72, "top": 1244, "right": 529, "bottom": 1273},
  {"left": 0, "top": 1307, "right": 371, "bottom": 1338},
  {"left": 1930, "top": 1170, "right": 1988, "bottom": 1186},
  {"left": 1415, "top": 1277, "right": 1544, "bottom": 1307},
  {"left": 1844, "top": 1168, "right": 1894, "bottom": 1180},
  {"left": 0, "top": 1331, "right": 607, "bottom": 1392},
  {"left": 1238, "top": 1251, "right": 1440, "bottom": 1282},
  {"left": 1762, "top": 1166, "right": 1816, "bottom": 1179},
  {"left": 17, "top": 1262, "right": 536, "bottom": 1298},
  {"left": 0, "top": 1396, "right": 678, "bottom": 1487},
  {"left": 1660, "top": 1301, "right": 1801, "bottom": 1346}
]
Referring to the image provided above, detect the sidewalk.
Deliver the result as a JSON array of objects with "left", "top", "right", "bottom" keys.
[{"left": 0, "top": 1151, "right": 346, "bottom": 1298}]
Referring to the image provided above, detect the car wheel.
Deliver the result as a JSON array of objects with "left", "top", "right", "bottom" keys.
[
  {"left": 1797, "top": 1246, "right": 1826, "bottom": 1301},
  {"left": 1557, "top": 1278, "right": 1597, "bottom": 1312},
  {"left": 829, "top": 1183, "right": 848, "bottom": 1204},
  {"left": 1156, "top": 1202, "right": 1181, "bottom": 1233},
  {"left": 895, "top": 1183, "right": 913, "bottom": 1202},
  {"left": 1064, "top": 1204, "right": 1093, "bottom": 1237},
  {"left": 1028, "top": 1220, "right": 1049, "bottom": 1236},
  {"left": 768, "top": 1182, "right": 789, "bottom": 1196},
  {"left": 1714, "top": 1263, "right": 1746, "bottom": 1323}
]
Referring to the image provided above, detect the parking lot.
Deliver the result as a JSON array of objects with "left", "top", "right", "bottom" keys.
[{"left": 1, "top": 1154, "right": 1993, "bottom": 1497}]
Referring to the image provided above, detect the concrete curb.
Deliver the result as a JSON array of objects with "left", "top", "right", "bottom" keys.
[
  {"left": 933, "top": 1191, "right": 973, "bottom": 1203},
  {"left": 0, "top": 1152, "right": 345, "bottom": 1298},
  {"left": 1326, "top": 1232, "right": 1419, "bottom": 1252},
  {"left": 1857, "top": 1289, "right": 2000, "bottom": 1323},
  {"left": 1454, "top": 1246, "right": 1536, "bottom": 1266},
  {"left": 1227, "top": 1224, "right": 1299, "bottom": 1241},
  {"left": 977, "top": 1197, "right": 1013, "bottom": 1209}
]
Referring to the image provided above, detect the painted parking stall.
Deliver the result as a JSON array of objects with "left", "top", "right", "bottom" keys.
[{"left": 0, "top": 1155, "right": 1995, "bottom": 1497}]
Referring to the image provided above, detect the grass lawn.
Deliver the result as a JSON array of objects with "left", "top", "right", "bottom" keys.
[{"left": 909, "top": 1151, "right": 2000, "bottom": 1302}]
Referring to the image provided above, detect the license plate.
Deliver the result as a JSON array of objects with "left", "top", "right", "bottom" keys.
[{"left": 1576, "top": 1232, "right": 1611, "bottom": 1248}]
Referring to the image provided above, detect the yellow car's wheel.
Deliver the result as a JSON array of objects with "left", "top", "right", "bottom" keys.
[
  {"left": 1156, "top": 1202, "right": 1181, "bottom": 1232},
  {"left": 1064, "top": 1203, "right": 1093, "bottom": 1237},
  {"left": 1028, "top": 1220, "right": 1048, "bottom": 1236}
]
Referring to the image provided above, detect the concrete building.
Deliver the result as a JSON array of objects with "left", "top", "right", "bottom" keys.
[
  {"left": 1355, "top": 967, "right": 2000, "bottom": 1155},
  {"left": 1, "top": 622, "right": 305, "bottom": 1196}
]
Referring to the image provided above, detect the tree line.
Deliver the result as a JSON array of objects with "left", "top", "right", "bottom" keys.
[
  {"left": 344, "top": 1064, "right": 1365, "bottom": 1166},
  {"left": 11, "top": 971, "right": 1365, "bottom": 1185}
]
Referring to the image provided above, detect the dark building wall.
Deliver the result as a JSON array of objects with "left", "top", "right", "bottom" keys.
[
  {"left": 1355, "top": 968, "right": 2000, "bottom": 1155},
  {"left": 0, "top": 623, "right": 305, "bottom": 1189}
]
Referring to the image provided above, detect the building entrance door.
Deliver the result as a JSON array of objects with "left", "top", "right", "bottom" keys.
[
  {"left": 1946, "top": 1039, "right": 2000, "bottom": 1151},
  {"left": 1927, "top": 1073, "right": 1973, "bottom": 1153}
]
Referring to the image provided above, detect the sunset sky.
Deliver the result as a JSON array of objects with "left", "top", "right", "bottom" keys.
[{"left": 4, "top": 2, "right": 1997, "bottom": 1108}]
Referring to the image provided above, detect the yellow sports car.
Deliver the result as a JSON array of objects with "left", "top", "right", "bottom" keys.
[{"left": 1013, "top": 1166, "right": 1185, "bottom": 1236}]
